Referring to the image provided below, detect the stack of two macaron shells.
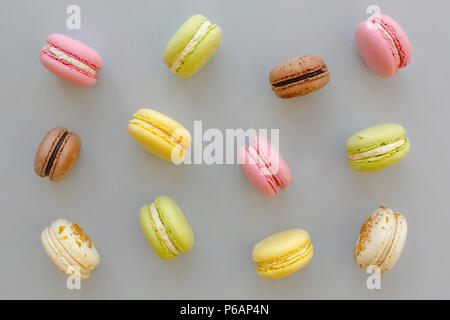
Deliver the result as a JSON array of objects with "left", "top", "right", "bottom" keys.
[
  {"left": 41, "top": 219, "right": 100, "bottom": 279},
  {"left": 239, "top": 136, "right": 292, "bottom": 198},
  {"left": 356, "top": 14, "right": 412, "bottom": 78},
  {"left": 40, "top": 33, "right": 103, "bottom": 87},
  {"left": 34, "top": 127, "right": 81, "bottom": 182},
  {"left": 355, "top": 206, "right": 407, "bottom": 274}
]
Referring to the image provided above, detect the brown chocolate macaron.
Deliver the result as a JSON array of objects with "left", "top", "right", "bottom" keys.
[
  {"left": 269, "top": 55, "right": 330, "bottom": 98},
  {"left": 34, "top": 127, "right": 81, "bottom": 182}
]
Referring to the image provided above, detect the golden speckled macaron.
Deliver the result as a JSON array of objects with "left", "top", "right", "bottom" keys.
[
  {"left": 41, "top": 219, "right": 100, "bottom": 279},
  {"left": 354, "top": 206, "right": 407, "bottom": 274},
  {"left": 252, "top": 228, "right": 313, "bottom": 279}
]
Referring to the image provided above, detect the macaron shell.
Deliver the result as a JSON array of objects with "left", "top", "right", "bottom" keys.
[
  {"left": 139, "top": 205, "right": 177, "bottom": 261},
  {"left": 252, "top": 229, "right": 310, "bottom": 262},
  {"left": 270, "top": 55, "right": 325, "bottom": 83},
  {"left": 51, "top": 219, "right": 100, "bottom": 271},
  {"left": 176, "top": 26, "right": 222, "bottom": 78},
  {"left": 46, "top": 34, "right": 103, "bottom": 70},
  {"left": 346, "top": 124, "right": 407, "bottom": 154},
  {"left": 34, "top": 127, "right": 67, "bottom": 177},
  {"left": 251, "top": 136, "right": 292, "bottom": 189},
  {"left": 155, "top": 196, "right": 194, "bottom": 253},
  {"left": 40, "top": 53, "right": 97, "bottom": 87},
  {"left": 355, "top": 20, "right": 398, "bottom": 77},
  {"left": 163, "top": 14, "right": 207, "bottom": 68},
  {"left": 48, "top": 132, "right": 81, "bottom": 181},
  {"left": 348, "top": 139, "right": 410, "bottom": 172}
]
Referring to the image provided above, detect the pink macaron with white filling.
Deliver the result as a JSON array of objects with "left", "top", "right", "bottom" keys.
[
  {"left": 40, "top": 34, "right": 103, "bottom": 87},
  {"left": 355, "top": 14, "right": 412, "bottom": 78},
  {"left": 239, "top": 136, "right": 292, "bottom": 197}
]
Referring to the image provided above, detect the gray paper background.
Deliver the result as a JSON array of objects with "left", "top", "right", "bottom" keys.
[{"left": 0, "top": 0, "right": 449, "bottom": 299}]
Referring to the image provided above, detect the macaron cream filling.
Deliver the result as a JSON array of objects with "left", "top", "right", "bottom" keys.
[
  {"left": 42, "top": 43, "right": 97, "bottom": 76},
  {"left": 170, "top": 19, "right": 213, "bottom": 73},
  {"left": 149, "top": 203, "right": 180, "bottom": 256},
  {"left": 348, "top": 139, "right": 406, "bottom": 160},
  {"left": 255, "top": 242, "right": 312, "bottom": 270}
]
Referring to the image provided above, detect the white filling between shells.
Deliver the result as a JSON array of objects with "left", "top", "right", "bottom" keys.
[
  {"left": 348, "top": 139, "right": 405, "bottom": 160},
  {"left": 150, "top": 203, "right": 180, "bottom": 256},
  {"left": 43, "top": 44, "right": 96, "bottom": 75},
  {"left": 170, "top": 20, "right": 212, "bottom": 73}
]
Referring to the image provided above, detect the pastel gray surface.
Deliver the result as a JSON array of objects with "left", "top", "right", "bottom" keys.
[{"left": 0, "top": 0, "right": 449, "bottom": 299}]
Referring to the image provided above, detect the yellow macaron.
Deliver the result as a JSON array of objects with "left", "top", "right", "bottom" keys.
[
  {"left": 252, "top": 228, "right": 313, "bottom": 279},
  {"left": 127, "top": 109, "right": 192, "bottom": 164}
]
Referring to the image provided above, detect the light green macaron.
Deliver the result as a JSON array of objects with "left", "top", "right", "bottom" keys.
[
  {"left": 346, "top": 123, "right": 410, "bottom": 172},
  {"left": 139, "top": 196, "right": 194, "bottom": 261},
  {"left": 163, "top": 14, "right": 222, "bottom": 78}
]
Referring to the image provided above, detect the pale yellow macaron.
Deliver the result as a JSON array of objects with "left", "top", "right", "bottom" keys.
[
  {"left": 252, "top": 228, "right": 313, "bottom": 279},
  {"left": 127, "top": 109, "right": 192, "bottom": 164},
  {"left": 354, "top": 206, "right": 407, "bottom": 274},
  {"left": 41, "top": 219, "right": 100, "bottom": 279}
]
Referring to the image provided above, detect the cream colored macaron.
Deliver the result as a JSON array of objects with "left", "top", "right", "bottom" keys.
[
  {"left": 354, "top": 206, "right": 407, "bottom": 274},
  {"left": 41, "top": 219, "right": 100, "bottom": 279}
]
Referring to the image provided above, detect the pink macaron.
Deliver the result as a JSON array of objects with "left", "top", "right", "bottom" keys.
[
  {"left": 355, "top": 14, "right": 412, "bottom": 78},
  {"left": 238, "top": 136, "right": 292, "bottom": 197},
  {"left": 40, "top": 34, "right": 103, "bottom": 87}
]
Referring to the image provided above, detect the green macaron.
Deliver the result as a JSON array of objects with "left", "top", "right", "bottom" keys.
[
  {"left": 163, "top": 14, "right": 222, "bottom": 78},
  {"left": 346, "top": 123, "right": 410, "bottom": 172},
  {"left": 139, "top": 196, "right": 194, "bottom": 261}
]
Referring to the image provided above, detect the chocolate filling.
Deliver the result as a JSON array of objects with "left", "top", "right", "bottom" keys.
[
  {"left": 272, "top": 69, "right": 325, "bottom": 87},
  {"left": 45, "top": 131, "right": 69, "bottom": 176}
]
